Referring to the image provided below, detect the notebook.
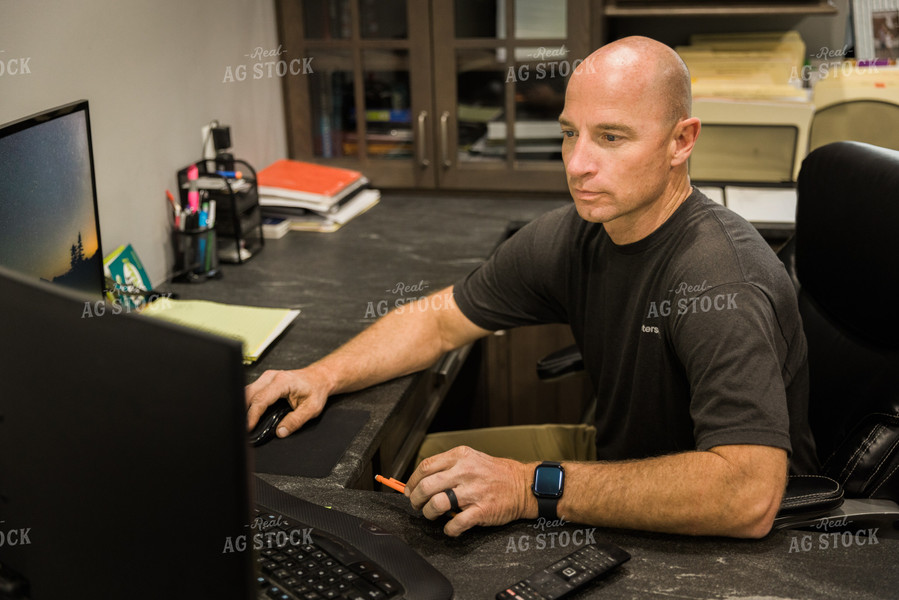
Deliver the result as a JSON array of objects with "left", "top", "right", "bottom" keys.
[{"left": 141, "top": 297, "right": 300, "bottom": 364}]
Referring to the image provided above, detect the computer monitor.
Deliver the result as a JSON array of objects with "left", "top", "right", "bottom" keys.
[
  {"left": 0, "top": 266, "right": 254, "bottom": 599},
  {"left": 0, "top": 100, "right": 105, "bottom": 298}
]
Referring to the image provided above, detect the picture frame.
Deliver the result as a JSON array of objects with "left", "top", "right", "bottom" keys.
[{"left": 852, "top": 0, "right": 899, "bottom": 61}]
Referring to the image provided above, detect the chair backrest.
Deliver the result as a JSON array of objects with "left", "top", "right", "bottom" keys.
[
  {"left": 808, "top": 99, "right": 899, "bottom": 153},
  {"left": 778, "top": 141, "right": 899, "bottom": 501}
]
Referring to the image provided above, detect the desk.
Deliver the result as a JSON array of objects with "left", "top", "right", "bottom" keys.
[
  {"left": 170, "top": 193, "right": 568, "bottom": 488},
  {"left": 268, "top": 476, "right": 899, "bottom": 600},
  {"left": 171, "top": 193, "right": 898, "bottom": 599}
]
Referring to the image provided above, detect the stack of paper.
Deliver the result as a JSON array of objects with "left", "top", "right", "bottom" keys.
[
  {"left": 258, "top": 159, "right": 369, "bottom": 213},
  {"left": 141, "top": 298, "right": 299, "bottom": 364},
  {"left": 257, "top": 159, "right": 380, "bottom": 232},
  {"left": 263, "top": 189, "right": 381, "bottom": 233},
  {"left": 678, "top": 31, "right": 808, "bottom": 100}
]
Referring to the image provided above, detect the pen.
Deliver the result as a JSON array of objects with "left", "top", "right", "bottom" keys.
[
  {"left": 216, "top": 170, "right": 243, "bottom": 179},
  {"left": 375, "top": 474, "right": 406, "bottom": 493},
  {"left": 166, "top": 189, "right": 182, "bottom": 230},
  {"left": 375, "top": 475, "right": 458, "bottom": 516}
]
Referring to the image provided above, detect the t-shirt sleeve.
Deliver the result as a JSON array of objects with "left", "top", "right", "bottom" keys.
[
  {"left": 453, "top": 206, "right": 573, "bottom": 331},
  {"left": 669, "top": 282, "right": 793, "bottom": 455}
]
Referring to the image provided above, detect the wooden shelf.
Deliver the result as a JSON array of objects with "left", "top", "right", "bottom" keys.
[{"left": 604, "top": 1, "right": 838, "bottom": 17}]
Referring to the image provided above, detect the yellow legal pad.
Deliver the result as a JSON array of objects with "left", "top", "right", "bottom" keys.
[{"left": 141, "top": 298, "right": 300, "bottom": 364}]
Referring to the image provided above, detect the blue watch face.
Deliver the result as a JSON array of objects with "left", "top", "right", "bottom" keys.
[{"left": 533, "top": 465, "right": 564, "bottom": 497}]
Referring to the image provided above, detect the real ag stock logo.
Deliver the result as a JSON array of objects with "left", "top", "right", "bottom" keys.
[
  {"left": 0, "top": 521, "right": 32, "bottom": 548},
  {"left": 223, "top": 45, "right": 313, "bottom": 83},
  {"left": 0, "top": 50, "right": 32, "bottom": 77}
]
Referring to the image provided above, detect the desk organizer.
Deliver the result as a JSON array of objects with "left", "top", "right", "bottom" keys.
[{"left": 175, "top": 158, "right": 264, "bottom": 268}]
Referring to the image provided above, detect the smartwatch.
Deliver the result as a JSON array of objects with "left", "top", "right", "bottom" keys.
[{"left": 532, "top": 461, "right": 564, "bottom": 520}]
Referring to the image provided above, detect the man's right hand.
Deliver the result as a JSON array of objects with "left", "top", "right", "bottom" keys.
[
  {"left": 245, "top": 367, "right": 333, "bottom": 438},
  {"left": 243, "top": 286, "right": 486, "bottom": 439}
]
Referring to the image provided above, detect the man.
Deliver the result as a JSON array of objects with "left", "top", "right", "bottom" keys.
[{"left": 246, "top": 36, "right": 817, "bottom": 539}]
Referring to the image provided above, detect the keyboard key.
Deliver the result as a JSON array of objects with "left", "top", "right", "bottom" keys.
[
  {"left": 265, "top": 585, "right": 290, "bottom": 599},
  {"left": 362, "top": 570, "right": 385, "bottom": 583},
  {"left": 354, "top": 579, "right": 386, "bottom": 599},
  {"left": 353, "top": 561, "right": 376, "bottom": 574},
  {"left": 261, "top": 561, "right": 279, "bottom": 574}
]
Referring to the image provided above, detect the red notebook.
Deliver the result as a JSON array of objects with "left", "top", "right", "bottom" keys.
[{"left": 257, "top": 159, "right": 364, "bottom": 202}]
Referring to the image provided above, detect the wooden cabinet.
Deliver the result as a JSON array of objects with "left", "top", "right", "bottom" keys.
[
  {"left": 479, "top": 325, "right": 593, "bottom": 427},
  {"left": 275, "top": 0, "right": 590, "bottom": 192},
  {"left": 277, "top": 1, "right": 840, "bottom": 192}
]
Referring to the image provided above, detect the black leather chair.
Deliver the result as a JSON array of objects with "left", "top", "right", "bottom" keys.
[
  {"left": 537, "top": 141, "right": 899, "bottom": 534},
  {"left": 773, "top": 141, "right": 899, "bottom": 532}
]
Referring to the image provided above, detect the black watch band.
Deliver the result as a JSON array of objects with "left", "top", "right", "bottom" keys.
[
  {"left": 537, "top": 496, "right": 559, "bottom": 521},
  {"left": 532, "top": 461, "right": 564, "bottom": 521}
]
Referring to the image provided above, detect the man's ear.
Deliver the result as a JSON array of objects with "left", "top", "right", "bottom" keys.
[{"left": 670, "top": 117, "right": 701, "bottom": 167}]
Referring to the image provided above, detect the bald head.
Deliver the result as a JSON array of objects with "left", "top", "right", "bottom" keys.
[{"left": 573, "top": 36, "right": 692, "bottom": 126}]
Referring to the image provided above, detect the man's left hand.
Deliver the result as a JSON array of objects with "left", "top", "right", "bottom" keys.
[{"left": 405, "top": 446, "right": 537, "bottom": 537}]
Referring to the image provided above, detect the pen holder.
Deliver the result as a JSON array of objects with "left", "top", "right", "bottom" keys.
[{"left": 172, "top": 227, "right": 221, "bottom": 283}]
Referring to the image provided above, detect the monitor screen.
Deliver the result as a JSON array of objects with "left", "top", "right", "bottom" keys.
[{"left": 0, "top": 100, "right": 104, "bottom": 298}]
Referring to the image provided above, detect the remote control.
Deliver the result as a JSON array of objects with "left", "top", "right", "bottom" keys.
[{"left": 496, "top": 542, "right": 631, "bottom": 600}]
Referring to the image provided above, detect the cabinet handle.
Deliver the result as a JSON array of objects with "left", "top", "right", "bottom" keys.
[
  {"left": 439, "top": 111, "right": 452, "bottom": 168},
  {"left": 416, "top": 111, "right": 431, "bottom": 168}
]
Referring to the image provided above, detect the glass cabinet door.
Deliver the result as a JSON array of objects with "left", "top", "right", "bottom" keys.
[
  {"left": 278, "top": 0, "right": 435, "bottom": 188},
  {"left": 278, "top": 0, "right": 589, "bottom": 191},
  {"left": 433, "top": 0, "right": 590, "bottom": 191}
]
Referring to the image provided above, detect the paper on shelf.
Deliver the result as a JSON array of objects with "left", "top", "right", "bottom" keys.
[{"left": 724, "top": 186, "right": 797, "bottom": 225}]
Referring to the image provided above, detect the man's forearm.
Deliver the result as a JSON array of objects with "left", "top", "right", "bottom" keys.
[
  {"left": 308, "top": 286, "right": 488, "bottom": 396},
  {"left": 522, "top": 445, "right": 787, "bottom": 538}
]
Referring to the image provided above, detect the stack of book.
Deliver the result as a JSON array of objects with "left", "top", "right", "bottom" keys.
[
  {"left": 257, "top": 159, "right": 380, "bottom": 233},
  {"left": 342, "top": 108, "right": 413, "bottom": 158}
]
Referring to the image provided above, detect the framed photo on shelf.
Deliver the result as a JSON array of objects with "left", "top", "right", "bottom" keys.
[{"left": 853, "top": 0, "right": 899, "bottom": 61}]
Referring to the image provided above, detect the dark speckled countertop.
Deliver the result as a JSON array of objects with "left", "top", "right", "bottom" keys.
[
  {"left": 171, "top": 193, "right": 899, "bottom": 599},
  {"left": 170, "top": 193, "right": 568, "bottom": 489}
]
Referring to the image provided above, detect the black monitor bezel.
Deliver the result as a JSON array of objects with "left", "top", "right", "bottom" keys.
[
  {"left": 0, "top": 264, "right": 255, "bottom": 598},
  {"left": 0, "top": 99, "right": 105, "bottom": 299}
]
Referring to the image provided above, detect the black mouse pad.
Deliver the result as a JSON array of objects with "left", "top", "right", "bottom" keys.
[{"left": 251, "top": 407, "right": 369, "bottom": 478}]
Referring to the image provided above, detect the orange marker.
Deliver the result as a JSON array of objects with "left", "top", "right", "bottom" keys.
[
  {"left": 375, "top": 474, "right": 406, "bottom": 493},
  {"left": 375, "top": 474, "right": 459, "bottom": 516}
]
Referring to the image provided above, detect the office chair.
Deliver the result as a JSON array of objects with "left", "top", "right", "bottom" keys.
[
  {"left": 537, "top": 141, "right": 899, "bottom": 535},
  {"left": 807, "top": 99, "right": 899, "bottom": 154},
  {"left": 773, "top": 141, "right": 899, "bottom": 533}
]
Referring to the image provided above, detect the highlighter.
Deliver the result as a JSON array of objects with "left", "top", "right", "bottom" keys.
[{"left": 187, "top": 163, "right": 200, "bottom": 214}]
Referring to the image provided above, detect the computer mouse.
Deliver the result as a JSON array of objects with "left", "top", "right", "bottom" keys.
[{"left": 248, "top": 397, "right": 293, "bottom": 447}]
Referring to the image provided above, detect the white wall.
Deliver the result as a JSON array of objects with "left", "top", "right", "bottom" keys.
[{"left": 0, "top": 0, "right": 287, "bottom": 285}]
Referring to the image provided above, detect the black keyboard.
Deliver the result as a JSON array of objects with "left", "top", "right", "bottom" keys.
[
  {"left": 252, "top": 506, "right": 402, "bottom": 600},
  {"left": 252, "top": 477, "right": 453, "bottom": 600}
]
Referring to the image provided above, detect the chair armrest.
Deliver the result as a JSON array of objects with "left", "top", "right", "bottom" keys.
[
  {"left": 536, "top": 344, "right": 585, "bottom": 381},
  {"left": 773, "top": 474, "right": 844, "bottom": 529}
]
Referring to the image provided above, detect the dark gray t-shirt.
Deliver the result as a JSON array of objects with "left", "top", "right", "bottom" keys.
[{"left": 454, "top": 189, "right": 818, "bottom": 475}]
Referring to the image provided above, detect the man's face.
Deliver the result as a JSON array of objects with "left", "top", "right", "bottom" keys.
[{"left": 559, "top": 66, "right": 678, "bottom": 230}]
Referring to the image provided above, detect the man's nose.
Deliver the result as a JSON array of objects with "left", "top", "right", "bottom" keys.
[{"left": 564, "top": 136, "right": 596, "bottom": 180}]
